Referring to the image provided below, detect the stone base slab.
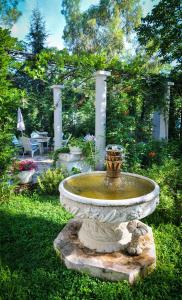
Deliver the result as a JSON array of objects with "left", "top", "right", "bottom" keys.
[{"left": 54, "top": 219, "right": 156, "bottom": 284}]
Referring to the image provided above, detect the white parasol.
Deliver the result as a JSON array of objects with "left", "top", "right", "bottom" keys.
[{"left": 17, "top": 107, "right": 25, "bottom": 135}]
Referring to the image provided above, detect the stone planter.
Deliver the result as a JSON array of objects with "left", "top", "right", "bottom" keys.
[
  {"left": 57, "top": 153, "right": 92, "bottom": 173},
  {"left": 59, "top": 153, "right": 81, "bottom": 162},
  {"left": 69, "top": 146, "right": 82, "bottom": 155},
  {"left": 17, "top": 169, "right": 35, "bottom": 184}
]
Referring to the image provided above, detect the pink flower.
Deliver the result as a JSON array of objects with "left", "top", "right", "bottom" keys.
[{"left": 14, "top": 160, "right": 38, "bottom": 172}]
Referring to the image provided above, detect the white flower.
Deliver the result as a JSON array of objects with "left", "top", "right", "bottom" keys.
[{"left": 84, "top": 134, "right": 95, "bottom": 142}]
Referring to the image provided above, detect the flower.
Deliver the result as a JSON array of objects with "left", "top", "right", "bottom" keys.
[
  {"left": 84, "top": 134, "right": 95, "bottom": 142},
  {"left": 148, "top": 151, "right": 156, "bottom": 158},
  {"left": 13, "top": 160, "right": 38, "bottom": 172}
]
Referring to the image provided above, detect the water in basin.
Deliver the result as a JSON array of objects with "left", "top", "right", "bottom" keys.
[{"left": 64, "top": 173, "right": 154, "bottom": 200}]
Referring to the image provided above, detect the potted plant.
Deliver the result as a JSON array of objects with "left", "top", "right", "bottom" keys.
[
  {"left": 52, "top": 146, "right": 70, "bottom": 166},
  {"left": 13, "top": 160, "right": 38, "bottom": 184},
  {"left": 68, "top": 137, "right": 83, "bottom": 154}
]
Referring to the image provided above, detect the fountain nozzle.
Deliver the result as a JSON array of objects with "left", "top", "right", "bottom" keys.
[
  {"left": 105, "top": 144, "right": 124, "bottom": 178},
  {"left": 105, "top": 145, "right": 124, "bottom": 190}
]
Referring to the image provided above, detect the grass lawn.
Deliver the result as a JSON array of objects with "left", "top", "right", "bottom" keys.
[{"left": 0, "top": 192, "right": 181, "bottom": 300}]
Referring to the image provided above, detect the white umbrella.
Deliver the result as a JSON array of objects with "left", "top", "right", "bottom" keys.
[{"left": 17, "top": 107, "right": 25, "bottom": 135}]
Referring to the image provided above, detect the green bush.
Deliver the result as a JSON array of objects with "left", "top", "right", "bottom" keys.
[
  {"left": 37, "top": 168, "right": 68, "bottom": 195},
  {"left": 0, "top": 29, "right": 22, "bottom": 176},
  {"left": 0, "top": 29, "right": 22, "bottom": 203},
  {"left": 136, "top": 158, "right": 182, "bottom": 224},
  {"left": 123, "top": 139, "right": 182, "bottom": 171},
  {"left": 0, "top": 176, "right": 15, "bottom": 203}
]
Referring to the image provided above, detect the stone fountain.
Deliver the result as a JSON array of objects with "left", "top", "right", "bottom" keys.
[{"left": 54, "top": 145, "right": 159, "bottom": 283}]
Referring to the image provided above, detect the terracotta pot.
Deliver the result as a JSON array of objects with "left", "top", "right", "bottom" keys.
[{"left": 17, "top": 169, "right": 35, "bottom": 184}]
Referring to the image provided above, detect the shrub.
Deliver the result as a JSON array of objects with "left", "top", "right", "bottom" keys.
[
  {"left": 140, "top": 158, "right": 182, "bottom": 224},
  {"left": 37, "top": 168, "right": 68, "bottom": 195},
  {"left": 124, "top": 139, "right": 181, "bottom": 171},
  {"left": 0, "top": 176, "right": 15, "bottom": 203},
  {"left": 0, "top": 29, "right": 22, "bottom": 176}
]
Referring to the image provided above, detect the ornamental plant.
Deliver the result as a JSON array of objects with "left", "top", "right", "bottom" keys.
[
  {"left": 37, "top": 168, "right": 68, "bottom": 195},
  {"left": 13, "top": 160, "right": 38, "bottom": 172},
  {"left": 69, "top": 137, "right": 84, "bottom": 148}
]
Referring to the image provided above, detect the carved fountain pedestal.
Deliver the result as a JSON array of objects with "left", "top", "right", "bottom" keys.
[{"left": 54, "top": 146, "right": 159, "bottom": 283}]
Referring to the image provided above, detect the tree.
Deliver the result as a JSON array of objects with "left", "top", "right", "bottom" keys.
[
  {"left": 27, "top": 8, "right": 47, "bottom": 54},
  {"left": 61, "top": 0, "right": 142, "bottom": 56},
  {"left": 0, "top": 0, "right": 23, "bottom": 27},
  {"left": 0, "top": 28, "right": 22, "bottom": 175},
  {"left": 137, "top": 0, "right": 182, "bottom": 67}
]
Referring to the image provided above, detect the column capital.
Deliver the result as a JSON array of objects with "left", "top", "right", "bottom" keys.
[
  {"left": 95, "top": 70, "right": 111, "bottom": 77},
  {"left": 51, "top": 84, "right": 64, "bottom": 89}
]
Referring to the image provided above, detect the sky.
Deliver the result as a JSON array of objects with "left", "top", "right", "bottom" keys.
[{"left": 11, "top": 0, "right": 158, "bottom": 50}]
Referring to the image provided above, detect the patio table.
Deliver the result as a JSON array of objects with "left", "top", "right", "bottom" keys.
[{"left": 31, "top": 137, "right": 50, "bottom": 154}]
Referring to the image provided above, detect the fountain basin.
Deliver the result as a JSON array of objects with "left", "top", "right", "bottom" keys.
[{"left": 59, "top": 171, "right": 159, "bottom": 253}]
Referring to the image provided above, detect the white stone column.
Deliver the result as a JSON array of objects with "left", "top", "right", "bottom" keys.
[
  {"left": 152, "top": 81, "right": 174, "bottom": 140},
  {"left": 52, "top": 85, "right": 63, "bottom": 150},
  {"left": 95, "top": 70, "right": 111, "bottom": 170}
]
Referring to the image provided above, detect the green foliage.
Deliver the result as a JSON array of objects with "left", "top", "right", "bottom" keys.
[
  {"left": 140, "top": 158, "right": 181, "bottom": 224},
  {"left": 11, "top": 45, "right": 181, "bottom": 150},
  {"left": 124, "top": 140, "right": 182, "bottom": 225},
  {"left": 137, "top": 0, "right": 181, "bottom": 67},
  {"left": 123, "top": 139, "right": 182, "bottom": 172},
  {"left": 69, "top": 137, "right": 84, "bottom": 148},
  {"left": 0, "top": 0, "right": 23, "bottom": 27},
  {"left": 14, "top": 40, "right": 180, "bottom": 144},
  {"left": 0, "top": 28, "right": 22, "bottom": 175},
  {"left": 37, "top": 168, "right": 68, "bottom": 195},
  {"left": 61, "top": 0, "right": 142, "bottom": 56},
  {"left": 22, "top": 49, "right": 181, "bottom": 147},
  {"left": 0, "top": 28, "right": 23, "bottom": 204},
  {"left": 106, "top": 60, "right": 167, "bottom": 146},
  {"left": 123, "top": 140, "right": 166, "bottom": 170},
  {"left": 70, "top": 166, "right": 81, "bottom": 175},
  {"left": 26, "top": 8, "right": 47, "bottom": 54},
  {"left": 0, "top": 176, "right": 14, "bottom": 203}
]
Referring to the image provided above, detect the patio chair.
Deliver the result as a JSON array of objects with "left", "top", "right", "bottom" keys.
[
  {"left": 12, "top": 135, "right": 22, "bottom": 147},
  {"left": 19, "top": 136, "right": 40, "bottom": 157}
]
